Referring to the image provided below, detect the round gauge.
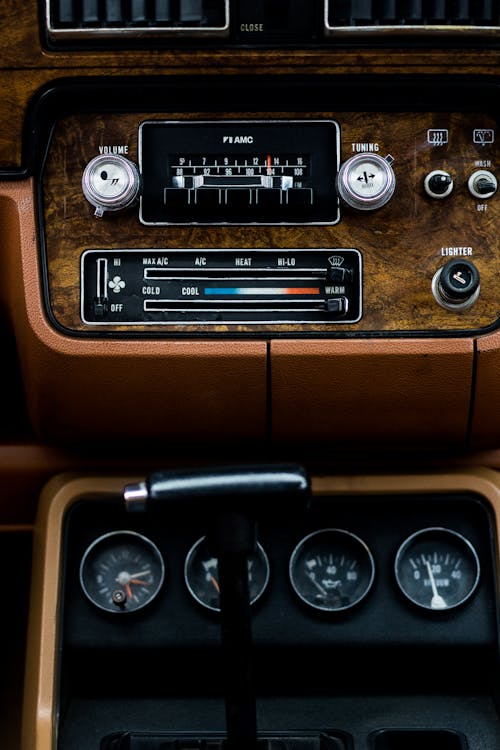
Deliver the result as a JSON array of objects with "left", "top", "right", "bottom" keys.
[
  {"left": 395, "top": 527, "right": 480, "bottom": 611},
  {"left": 80, "top": 530, "right": 165, "bottom": 614},
  {"left": 289, "top": 529, "right": 375, "bottom": 612},
  {"left": 184, "top": 536, "right": 270, "bottom": 612}
]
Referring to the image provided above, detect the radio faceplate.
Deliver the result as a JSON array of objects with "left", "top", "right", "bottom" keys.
[{"left": 139, "top": 120, "right": 340, "bottom": 225}]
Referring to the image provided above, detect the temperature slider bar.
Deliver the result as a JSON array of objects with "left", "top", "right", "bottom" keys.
[
  {"left": 204, "top": 286, "right": 320, "bottom": 296},
  {"left": 142, "top": 274, "right": 349, "bottom": 314}
]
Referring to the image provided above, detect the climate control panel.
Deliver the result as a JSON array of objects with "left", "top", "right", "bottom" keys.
[{"left": 81, "top": 248, "right": 362, "bottom": 325}]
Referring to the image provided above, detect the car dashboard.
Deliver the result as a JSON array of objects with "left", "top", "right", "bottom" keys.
[{"left": 1, "top": 2, "right": 500, "bottom": 749}]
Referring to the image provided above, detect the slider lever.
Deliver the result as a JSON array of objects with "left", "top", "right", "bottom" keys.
[{"left": 124, "top": 464, "right": 311, "bottom": 750}]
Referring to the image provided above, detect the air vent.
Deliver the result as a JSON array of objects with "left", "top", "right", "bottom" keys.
[
  {"left": 46, "top": 0, "right": 230, "bottom": 40},
  {"left": 325, "top": 0, "right": 499, "bottom": 33}
]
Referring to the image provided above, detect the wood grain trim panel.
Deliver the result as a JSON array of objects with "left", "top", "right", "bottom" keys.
[
  {"left": 42, "top": 110, "right": 500, "bottom": 336},
  {"left": 0, "top": 1, "right": 499, "bottom": 70},
  {"left": 21, "top": 468, "right": 500, "bottom": 750},
  {"left": 2, "top": 68, "right": 500, "bottom": 167},
  {"left": 0, "top": 1, "right": 499, "bottom": 168}
]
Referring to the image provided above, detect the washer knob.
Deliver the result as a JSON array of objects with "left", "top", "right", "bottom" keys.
[
  {"left": 82, "top": 154, "right": 140, "bottom": 217},
  {"left": 468, "top": 170, "right": 497, "bottom": 199},
  {"left": 337, "top": 153, "right": 396, "bottom": 211}
]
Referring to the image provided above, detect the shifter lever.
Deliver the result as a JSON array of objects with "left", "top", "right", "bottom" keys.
[
  {"left": 124, "top": 464, "right": 310, "bottom": 512},
  {"left": 123, "top": 464, "right": 311, "bottom": 750},
  {"left": 206, "top": 507, "right": 258, "bottom": 750}
]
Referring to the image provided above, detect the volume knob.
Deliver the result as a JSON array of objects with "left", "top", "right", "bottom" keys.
[
  {"left": 337, "top": 153, "right": 396, "bottom": 211},
  {"left": 82, "top": 154, "right": 140, "bottom": 218}
]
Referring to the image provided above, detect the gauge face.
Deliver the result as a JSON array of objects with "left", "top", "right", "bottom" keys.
[
  {"left": 289, "top": 529, "right": 375, "bottom": 612},
  {"left": 80, "top": 530, "right": 165, "bottom": 614},
  {"left": 395, "top": 527, "right": 480, "bottom": 611},
  {"left": 184, "top": 536, "right": 270, "bottom": 612}
]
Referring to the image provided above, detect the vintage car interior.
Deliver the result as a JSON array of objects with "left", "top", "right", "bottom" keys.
[{"left": 1, "top": 2, "right": 500, "bottom": 749}]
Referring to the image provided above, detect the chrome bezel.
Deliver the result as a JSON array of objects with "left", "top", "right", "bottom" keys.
[
  {"left": 431, "top": 267, "right": 481, "bottom": 311},
  {"left": 289, "top": 528, "right": 375, "bottom": 613},
  {"left": 82, "top": 154, "right": 140, "bottom": 213},
  {"left": 394, "top": 527, "right": 481, "bottom": 611},
  {"left": 324, "top": 1, "right": 500, "bottom": 36},
  {"left": 184, "top": 536, "right": 270, "bottom": 612},
  {"left": 79, "top": 530, "right": 165, "bottom": 614},
  {"left": 46, "top": 0, "right": 230, "bottom": 40}
]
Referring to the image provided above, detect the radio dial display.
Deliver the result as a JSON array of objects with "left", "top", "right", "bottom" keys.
[{"left": 139, "top": 120, "right": 340, "bottom": 225}]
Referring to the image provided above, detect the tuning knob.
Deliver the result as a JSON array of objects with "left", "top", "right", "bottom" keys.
[
  {"left": 82, "top": 154, "right": 140, "bottom": 217},
  {"left": 337, "top": 153, "right": 396, "bottom": 211}
]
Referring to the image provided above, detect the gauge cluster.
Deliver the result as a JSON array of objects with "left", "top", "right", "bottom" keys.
[
  {"left": 56, "top": 491, "right": 498, "bottom": 748},
  {"left": 62, "top": 493, "right": 496, "bottom": 640},
  {"left": 77, "top": 524, "right": 482, "bottom": 616}
]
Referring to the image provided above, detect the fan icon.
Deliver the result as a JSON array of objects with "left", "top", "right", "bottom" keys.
[{"left": 109, "top": 276, "right": 126, "bottom": 293}]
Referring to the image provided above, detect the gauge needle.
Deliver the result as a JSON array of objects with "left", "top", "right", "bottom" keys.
[
  {"left": 425, "top": 560, "right": 447, "bottom": 609},
  {"left": 125, "top": 583, "right": 134, "bottom": 602},
  {"left": 115, "top": 570, "right": 150, "bottom": 585},
  {"left": 210, "top": 575, "right": 221, "bottom": 593},
  {"left": 307, "top": 571, "right": 328, "bottom": 598}
]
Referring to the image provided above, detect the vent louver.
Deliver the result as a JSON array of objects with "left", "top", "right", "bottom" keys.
[
  {"left": 325, "top": 0, "right": 499, "bottom": 31},
  {"left": 47, "top": 0, "right": 229, "bottom": 39}
]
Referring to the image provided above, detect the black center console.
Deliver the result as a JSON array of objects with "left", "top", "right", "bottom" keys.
[{"left": 49, "top": 469, "right": 500, "bottom": 750}]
